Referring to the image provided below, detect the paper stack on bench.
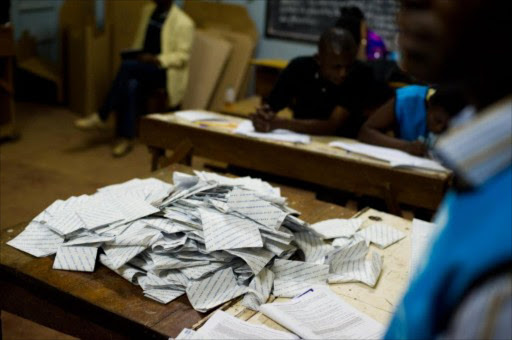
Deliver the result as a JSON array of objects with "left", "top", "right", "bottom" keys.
[{"left": 8, "top": 171, "right": 405, "bottom": 312}]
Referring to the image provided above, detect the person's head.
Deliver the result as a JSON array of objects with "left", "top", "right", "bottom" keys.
[
  {"left": 335, "top": 6, "right": 365, "bottom": 47},
  {"left": 426, "top": 88, "right": 467, "bottom": 134},
  {"left": 397, "top": 0, "right": 512, "bottom": 109},
  {"left": 316, "top": 28, "right": 358, "bottom": 86}
]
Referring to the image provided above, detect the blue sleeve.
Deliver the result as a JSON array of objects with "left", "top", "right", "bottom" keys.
[{"left": 394, "top": 85, "right": 429, "bottom": 141}]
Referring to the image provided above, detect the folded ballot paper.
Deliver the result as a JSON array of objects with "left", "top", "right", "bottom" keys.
[
  {"left": 329, "top": 140, "right": 447, "bottom": 172},
  {"left": 8, "top": 171, "right": 406, "bottom": 312}
]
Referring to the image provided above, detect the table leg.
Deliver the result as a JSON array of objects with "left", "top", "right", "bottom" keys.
[
  {"left": 382, "top": 182, "right": 402, "bottom": 215},
  {"left": 149, "top": 147, "right": 165, "bottom": 171}
]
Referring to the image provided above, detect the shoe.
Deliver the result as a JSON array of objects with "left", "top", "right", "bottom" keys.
[
  {"left": 112, "top": 139, "right": 133, "bottom": 157},
  {"left": 74, "top": 113, "right": 107, "bottom": 130}
]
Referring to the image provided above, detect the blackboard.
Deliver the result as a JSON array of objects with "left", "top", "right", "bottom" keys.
[{"left": 266, "top": 0, "right": 399, "bottom": 50}]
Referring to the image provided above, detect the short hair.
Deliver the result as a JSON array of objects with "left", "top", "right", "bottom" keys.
[
  {"left": 335, "top": 6, "right": 365, "bottom": 45},
  {"left": 318, "top": 28, "right": 357, "bottom": 55},
  {"left": 429, "top": 88, "right": 467, "bottom": 116}
]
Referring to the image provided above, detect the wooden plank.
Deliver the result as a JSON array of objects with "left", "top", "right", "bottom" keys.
[
  {"left": 140, "top": 115, "right": 451, "bottom": 210},
  {"left": 0, "top": 164, "right": 353, "bottom": 338}
]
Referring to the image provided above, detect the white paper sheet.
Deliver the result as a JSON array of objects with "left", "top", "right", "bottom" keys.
[
  {"left": 309, "top": 218, "right": 363, "bottom": 239},
  {"left": 329, "top": 141, "right": 447, "bottom": 171},
  {"left": 186, "top": 268, "right": 246, "bottom": 312},
  {"left": 227, "top": 187, "right": 287, "bottom": 229},
  {"left": 195, "top": 310, "right": 298, "bottom": 339},
  {"left": 46, "top": 209, "right": 87, "bottom": 236},
  {"left": 175, "top": 328, "right": 198, "bottom": 339},
  {"left": 174, "top": 110, "right": 229, "bottom": 122},
  {"left": 199, "top": 208, "right": 263, "bottom": 252},
  {"left": 328, "top": 252, "right": 383, "bottom": 287},
  {"left": 260, "top": 286, "right": 384, "bottom": 339},
  {"left": 7, "top": 221, "right": 64, "bottom": 257},
  {"left": 242, "top": 268, "right": 275, "bottom": 310},
  {"left": 293, "top": 231, "right": 333, "bottom": 264},
  {"left": 234, "top": 120, "right": 311, "bottom": 144},
  {"left": 357, "top": 222, "right": 406, "bottom": 248},
  {"left": 99, "top": 254, "right": 145, "bottom": 284},
  {"left": 53, "top": 246, "right": 98, "bottom": 272},
  {"left": 410, "top": 218, "right": 438, "bottom": 279},
  {"left": 226, "top": 248, "right": 274, "bottom": 274},
  {"left": 144, "top": 288, "right": 185, "bottom": 304},
  {"left": 272, "top": 259, "right": 329, "bottom": 297},
  {"left": 75, "top": 196, "right": 124, "bottom": 229}
]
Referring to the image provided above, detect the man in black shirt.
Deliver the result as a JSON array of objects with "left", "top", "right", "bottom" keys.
[{"left": 252, "top": 28, "right": 391, "bottom": 137}]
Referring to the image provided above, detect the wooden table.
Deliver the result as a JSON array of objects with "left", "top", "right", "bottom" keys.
[
  {"left": 140, "top": 113, "right": 451, "bottom": 212},
  {"left": 0, "top": 164, "right": 354, "bottom": 340},
  {"left": 193, "top": 207, "right": 413, "bottom": 334}
]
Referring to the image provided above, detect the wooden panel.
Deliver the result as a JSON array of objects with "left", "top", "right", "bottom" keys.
[{"left": 140, "top": 116, "right": 451, "bottom": 210}]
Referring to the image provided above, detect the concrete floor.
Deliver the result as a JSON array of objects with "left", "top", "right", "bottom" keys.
[{"left": 1, "top": 102, "right": 153, "bottom": 339}]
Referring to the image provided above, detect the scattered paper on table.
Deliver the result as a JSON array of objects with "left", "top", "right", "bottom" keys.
[
  {"left": 53, "top": 246, "right": 98, "bottom": 272},
  {"left": 357, "top": 222, "right": 406, "bottom": 248},
  {"left": 234, "top": 120, "right": 311, "bottom": 144},
  {"left": 309, "top": 218, "right": 363, "bottom": 239},
  {"left": 260, "top": 286, "right": 384, "bottom": 339},
  {"left": 195, "top": 310, "right": 298, "bottom": 339},
  {"left": 329, "top": 140, "right": 447, "bottom": 171},
  {"left": 272, "top": 259, "right": 329, "bottom": 297}
]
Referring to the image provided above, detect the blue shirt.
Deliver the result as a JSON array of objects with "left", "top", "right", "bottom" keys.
[
  {"left": 394, "top": 85, "right": 429, "bottom": 141},
  {"left": 385, "top": 97, "right": 512, "bottom": 339}
]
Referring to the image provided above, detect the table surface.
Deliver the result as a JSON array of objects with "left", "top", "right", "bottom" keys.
[
  {"left": 140, "top": 112, "right": 451, "bottom": 211},
  {"left": 0, "top": 164, "right": 355, "bottom": 339},
  {"left": 193, "top": 207, "right": 412, "bottom": 336}
]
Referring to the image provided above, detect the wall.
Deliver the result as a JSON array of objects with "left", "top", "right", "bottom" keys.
[
  {"left": 216, "top": 0, "right": 316, "bottom": 60},
  {"left": 10, "top": 0, "right": 64, "bottom": 62},
  {"left": 10, "top": 0, "right": 315, "bottom": 63}
]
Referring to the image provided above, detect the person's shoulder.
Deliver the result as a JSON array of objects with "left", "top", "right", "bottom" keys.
[
  {"left": 173, "top": 5, "right": 195, "bottom": 28},
  {"left": 287, "top": 56, "right": 317, "bottom": 71},
  {"left": 397, "top": 85, "right": 429, "bottom": 100}
]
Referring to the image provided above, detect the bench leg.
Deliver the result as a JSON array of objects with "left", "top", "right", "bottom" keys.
[{"left": 149, "top": 147, "right": 165, "bottom": 171}]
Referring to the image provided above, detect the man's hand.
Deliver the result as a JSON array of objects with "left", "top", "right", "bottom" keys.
[
  {"left": 254, "top": 104, "right": 277, "bottom": 121},
  {"left": 137, "top": 53, "right": 161, "bottom": 66},
  {"left": 251, "top": 113, "right": 273, "bottom": 132},
  {"left": 406, "top": 140, "right": 427, "bottom": 156},
  {"left": 251, "top": 105, "right": 278, "bottom": 132}
]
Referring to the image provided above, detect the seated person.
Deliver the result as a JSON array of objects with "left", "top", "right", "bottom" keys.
[
  {"left": 335, "top": 6, "right": 387, "bottom": 61},
  {"left": 74, "top": 0, "right": 194, "bottom": 157},
  {"left": 358, "top": 85, "right": 466, "bottom": 156},
  {"left": 252, "top": 28, "right": 391, "bottom": 137}
]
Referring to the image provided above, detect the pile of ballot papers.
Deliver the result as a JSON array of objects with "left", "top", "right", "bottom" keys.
[{"left": 8, "top": 170, "right": 406, "bottom": 312}]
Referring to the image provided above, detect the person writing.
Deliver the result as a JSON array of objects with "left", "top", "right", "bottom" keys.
[
  {"left": 385, "top": 0, "right": 511, "bottom": 338},
  {"left": 358, "top": 86, "right": 466, "bottom": 156},
  {"left": 251, "top": 28, "right": 391, "bottom": 137},
  {"left": 75, "top": 0, "right": 194, "bottom": 157}
]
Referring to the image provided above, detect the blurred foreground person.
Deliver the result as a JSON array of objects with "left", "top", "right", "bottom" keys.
[{"left": 386, "top": 0, "right": 511, "bottom": 339}]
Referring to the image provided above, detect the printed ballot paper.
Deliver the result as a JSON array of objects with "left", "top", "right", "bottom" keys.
[
  {"left": 9, "top": 169, "right": 407, "bottom": 312},
  {"left": 260, "top": 286, "right": 384, "bottom": 339},
  {"left": 329, "top": 140, "right": 447, "bottom": 171},
  {"left": 190, "top": 310, "right": 298, "bottom": 339}
]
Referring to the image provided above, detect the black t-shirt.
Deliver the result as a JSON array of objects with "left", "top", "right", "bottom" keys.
[
  {"left": 265, "top": 56, "right": 392, "bottom": 137},
  {"left": 143, "top": 8, "right": 168, "bottom": 55}
]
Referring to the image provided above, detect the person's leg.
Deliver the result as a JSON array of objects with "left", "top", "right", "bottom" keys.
[
  {"left": 112, "top": 62, "right": 165, "bottom": 156},
  {"left": 75, "top": 60, "right": 141, "bottom": 130},
  {"left": 98, "top": 60, "right": 140, "bottom": 121}
]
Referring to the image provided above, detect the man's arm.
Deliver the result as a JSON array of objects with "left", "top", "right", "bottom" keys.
[
  {"left": 253, "top": 106, "right": 350, "bottom": 136},
  {"left": 358, "top": 97, "right": 426, "bottom": 156}
]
